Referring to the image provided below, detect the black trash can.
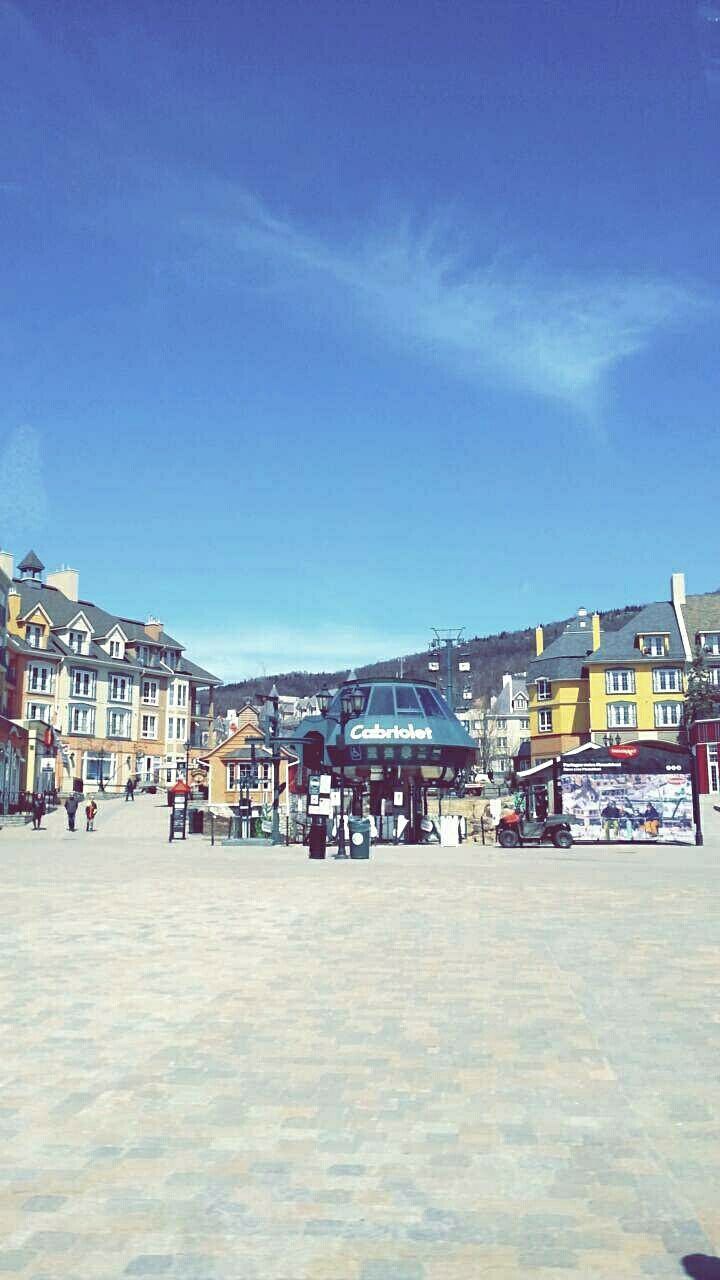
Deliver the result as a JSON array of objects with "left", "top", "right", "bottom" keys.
[
  {"left": 189, "top": 808, "right": 204, "bottom": 835},
  {"left": 308, "top": 817, "right": 327, "bottom": 860},
  {"left": 349, "top": 817, "right": 371, "bottom": 859}
]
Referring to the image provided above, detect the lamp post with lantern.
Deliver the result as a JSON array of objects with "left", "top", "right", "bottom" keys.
[{"left": 316, "top": 678, "right": 366, "bottom": 857}]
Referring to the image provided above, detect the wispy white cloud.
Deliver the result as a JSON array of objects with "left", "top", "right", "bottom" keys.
[
  {"left": 184, "top": 193, "right": 710, "bottom": 414},
  {"left": 185, "top": 625, "right": 425, "bottom": 683}
]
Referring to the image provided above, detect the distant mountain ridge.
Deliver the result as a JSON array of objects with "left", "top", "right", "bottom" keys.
[{"left": 212, "top": 604, "right": 643, "bottom": 713}]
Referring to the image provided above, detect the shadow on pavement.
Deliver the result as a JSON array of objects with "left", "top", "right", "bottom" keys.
[{"left": 682, "top": 1256, "right": 720, "bottom": 1278}]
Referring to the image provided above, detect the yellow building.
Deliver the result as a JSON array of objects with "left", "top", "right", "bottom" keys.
[
  {"left": 586, "top": 582, "right": 688, "bottom": 744},
  {"left": 527, "top": 609, "right": 600, "bottom": 764},
  {"left": 203, "top": 707, "right": 296, "bottom": 817}
]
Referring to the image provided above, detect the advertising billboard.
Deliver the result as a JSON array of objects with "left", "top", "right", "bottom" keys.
[{"left": 559, "top": 744, "right": 694, "bottom": 844}]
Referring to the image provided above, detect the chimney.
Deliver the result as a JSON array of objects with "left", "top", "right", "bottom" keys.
[
  {"left": 0, "top": 550, "right": 13, "bottom": 581},
  {"left": 502, "top": 672, "right": 512, "bottom": 689},
  {"left": 535, "top": 625, "right": 544, "bottom": 656},
  {"left": 671, "top": 571, "right": 686, "bottom": 607},
  {"left": 592, "top": 612, "right": 601, "bottom": 651},
  {"left": 46, "top": 567, "right": 79, "bottom": 602},
  {"left": 144, "top": 617, "right": 164, "bottom": 643}
]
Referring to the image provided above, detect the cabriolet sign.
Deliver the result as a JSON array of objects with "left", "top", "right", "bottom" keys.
[{"left": 349, "top": 722, "right": 433, "bottom": 742}]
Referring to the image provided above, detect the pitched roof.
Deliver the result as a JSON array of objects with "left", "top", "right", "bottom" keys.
[
  {"left": 681, "top": 593, "right": 720, "bottom": 650},
  {"left": 10, "top": 579, "right": 219, "bottom": 682},
  {"left": 18, "top": 549, "right": 44, "bottom": 573},
  {"left": 527, "top": 614, "right": 597, "bottom": 682},
  {"left": 491, "top": 675, "right": 529, "bottom": 715},
  {"left": 586, "top": 601, "right": 685, "bottom": 664}
]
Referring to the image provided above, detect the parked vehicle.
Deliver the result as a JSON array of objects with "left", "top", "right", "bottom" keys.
[{"left": 497, "top": 810, "right": 574, "bottom": 849}]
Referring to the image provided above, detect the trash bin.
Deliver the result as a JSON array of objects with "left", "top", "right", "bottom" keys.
[
  {"left": 308, "top": 818, "right": 327, "bottom": 860},
  {"left": 189, "top": 808, "right": 204, "bottom": 835},
  {"left": 349, "top": 817, "right": 371, "bottom": 859}
]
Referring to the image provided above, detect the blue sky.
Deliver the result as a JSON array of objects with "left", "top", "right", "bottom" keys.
[{"left": 2, "top": 0, "right": 720, "bottom": 680}]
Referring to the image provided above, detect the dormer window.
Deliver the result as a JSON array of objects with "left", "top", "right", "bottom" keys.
[
  {"left": 638, "top": 634, "right": 667, "bottom": 657},
  {"left": 68, "top": 630, "right": 86, "bottom": 655},
  {"left": 700, "top": 633, "right": 720, "bottom": 656},
  {"left": 26, "top": 624, "right": 43, "bottom": 649}
]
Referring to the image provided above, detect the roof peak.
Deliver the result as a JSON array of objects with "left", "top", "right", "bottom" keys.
[{"left": 18, "top": 549, "right": 44, "bottom": 574}]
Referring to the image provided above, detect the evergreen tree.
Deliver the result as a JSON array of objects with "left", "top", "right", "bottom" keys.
[{"left": 684, "top": 646, "right": 720, "bottom": 726}]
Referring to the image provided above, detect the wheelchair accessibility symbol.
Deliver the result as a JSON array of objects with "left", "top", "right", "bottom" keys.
[{"left": 350, "top": 745, "right": 362, "bottom": 761}]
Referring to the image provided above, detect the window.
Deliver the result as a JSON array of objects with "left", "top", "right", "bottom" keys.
[
  {"left": 497, "top": 736, "right": 508, "bottom": 751},
  {"left": 108, "top": 639, "right": 122, "bottom": 657},
  {"left": 168, "top": 716, "right": 174, "bottom": 740},
  {"left": 228, "top": 762, "right": 257, "bottom": 788},
  {"left": 85, "top": 753, "right": 115, "bottom": 784},
  {"left": 496, "top": 718, "right": 507, "bottom": 730},
  {"left": 709, "top": 667, "right": 720, "bottom": 687},
  {"left": 26, "top": 623, "right": 43, "bottom": 649},
  {"left": 368, "top": 686, "right": 395, "bottom": 715},
  {"left": 68, "top": 630, "right": 86, "bottom": 654},
  {"left": 652, "top": 668, "right": 682, "bottom": 693},
  {"left": 701, "top": 633, "right": 720, "bottom": 656},
  {"left": 395, "top": 685, "right": 421, "bottom": 713},
  {"left": 28, "top": 664, "right": 53, "bottom": 693},
  {"left": 655, "top": 701, "right": 682, "bottom": 727},
  {"left": 69, "top": 704, "right": 95, "bottom": 734},
  {"left": 107, "top": 709, "right": 131, "bottom": 738},
  {"left": 641, "top": 635, "right": 666, "bottom": 657},
  {"left": 417, "top": 686, "right": 450, "bottom": 719},
  {"left": 176, "top": 683, "right": 187, "bottom": 706},
  {"left": 521, "top": 718, "right": 529, "bottom": 730},
  {"left": 176, "top": 717, "right": 186, "bottom": 742},
  {"left": 538, "top": 709, "right": 553, "bottom": 733},
  {"left": 141, "top": 714, "right": 157, "bottom": 739},
  {"left": 607, "top": 702, "right": 637, "bottom": 728},
  {"left": 71, "top": 668, "right": 96, "bottom": 698},
  {"left": 26, "top": 701, "right": 50, "bottom": 721},
  {"left": 605, "top": 669, "right": 635, "bottom": 694},
  {"left": 537, "top": 679, "right": 552, "bottom": 701},
  {"left": 108, "top": 674, "right": 131, "bottom": 702},
  {"left": 142, "top": 679, "right": 158, "bottom": 705},
  {"left": 168, "top": 685, "right": 174, "bottom": 706}
]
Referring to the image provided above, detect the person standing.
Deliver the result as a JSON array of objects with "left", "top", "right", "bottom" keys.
[
  {"left": 85, "top": 798, "right": 98, "bottom": 832},
  {"left": 125, "top": 777, "right": 135, "bottom": 802},
  {"left": 64, "top": 793, "right": 79, "bottom": 832},
  {"left": 31, "top": 792, "right": 45, "bottom": 831}
]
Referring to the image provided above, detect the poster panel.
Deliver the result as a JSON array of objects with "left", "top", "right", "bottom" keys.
[{"left": 560, "top": 770, "right": 694, "bottom": 844}]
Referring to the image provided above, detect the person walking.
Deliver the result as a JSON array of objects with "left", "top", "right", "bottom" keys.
[
  {"left": 31, "top": 792, "right": 45, "bottom": 831},
  {"left": 64, "top": 793, "right": 79, "bottom": 832},
  {"left": 85, "top": 798, "right": 98, "bottom": 832},
  {"left": 125, "top": 777, "right": 135, "bottom": 802}
]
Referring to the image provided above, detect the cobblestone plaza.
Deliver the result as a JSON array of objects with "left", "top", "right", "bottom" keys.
[{"left": 1, "top": 798, "right": 719, "bottom": 1278}]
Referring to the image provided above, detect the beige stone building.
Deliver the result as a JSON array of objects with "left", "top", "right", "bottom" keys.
[{"left": 4, "top": 549, "right": 220, "bottom": 794}]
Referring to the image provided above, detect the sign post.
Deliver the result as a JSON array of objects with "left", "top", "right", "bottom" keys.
[{"left": 168, "top": 778, "right": 191, "bottom": 843}]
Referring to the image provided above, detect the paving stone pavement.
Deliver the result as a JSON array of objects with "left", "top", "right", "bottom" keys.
[{"left": 1, "top": 795, "right": 719, "bottom": 1278}]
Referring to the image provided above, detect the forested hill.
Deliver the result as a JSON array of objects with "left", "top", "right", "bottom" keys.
[{"left": 212, "top": 604, "right": 642, "bottom": 713}]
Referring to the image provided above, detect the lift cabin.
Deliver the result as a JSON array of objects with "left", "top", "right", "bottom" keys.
[{"left": 294, "top": 676, "right": 478, "bottom": 841}]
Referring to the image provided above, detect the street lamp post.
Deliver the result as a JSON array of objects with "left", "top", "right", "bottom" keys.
[
  {"left": 184, "top": 737, "right": 191, "bottom": 784},
  {"left": 316, "top": 679, "right": 366, "bottom": 858},
  {"left": 262, "top": 684, "right": 282, "bottom": 846},
  {"left": 98, "top": 746, "right": 106, "bottom": 793}
]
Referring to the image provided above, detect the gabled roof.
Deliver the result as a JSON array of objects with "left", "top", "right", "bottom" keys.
[
  {"left": 491, "top": 675, "right": 529, "bottom": 716},
  {"left": 586, "top": 601, "right": 685, "bottom": 664},
  {"left": 8, "top": 577, "right": 216, "bottom": 680}
]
